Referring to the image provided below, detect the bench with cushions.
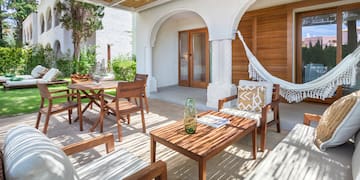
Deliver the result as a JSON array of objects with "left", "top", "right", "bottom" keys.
[
  {"left": 245, "top": 90, "right": 360, "bottom": 180},
  {"left": 1, "top": 125, "right": 167, "bottom": 180}
]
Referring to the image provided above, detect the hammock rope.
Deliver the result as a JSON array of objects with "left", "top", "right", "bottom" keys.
[{"left": 237, "top": 31, "right": 360, "bottom": 103}]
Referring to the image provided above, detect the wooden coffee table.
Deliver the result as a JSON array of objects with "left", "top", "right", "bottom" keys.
[{"left": 150, "top": 110, "right": 257, "bottom": 180}]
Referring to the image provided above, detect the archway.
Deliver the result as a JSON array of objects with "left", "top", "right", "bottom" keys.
[
  {"left": 152, "top": 11, "right": 208, "bottom": 90},
  {"left": 46, "top": 8, "right": 52, "bottom": 31},
  {"left": 54, "top": 40, "right": 61, "bottom": 58}
]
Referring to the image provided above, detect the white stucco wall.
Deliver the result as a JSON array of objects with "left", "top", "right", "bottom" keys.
[
  {"left": 153, "top": 12, "right": 206, "bottom": 88},
  {"left": 95, "top": 7, "right": 133, "bottom": 62}
]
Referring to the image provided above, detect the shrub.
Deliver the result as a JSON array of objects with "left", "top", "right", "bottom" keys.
[
  {"left": 0, "top": 47, "right": 28, "bottom": 75},
  {"left": 112, "top": 55, "right": 136, "bottom": 81},
  {"left": 74, "top": 46, "right": 96, "bottom": 75}
]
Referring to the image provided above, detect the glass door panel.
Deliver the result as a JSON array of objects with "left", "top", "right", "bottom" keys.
[
  {"left": 342, "top": 9, "right": 360, "bottom": 94},
  {"left": 191, "top": 32, "right": 206, "bottom": 83},
  {"left": 179, "top": 31, "right": 189, "bottom": 86},
  {"left": 300, "top": 13, "right": 337, "bottom": 83}
]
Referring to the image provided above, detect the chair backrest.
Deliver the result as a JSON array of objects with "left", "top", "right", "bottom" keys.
[
  {"left": 116, "top": 80, "right": 146, "bottom": 99},
  {"left": 37, "top": 83, "right": 51, "bottom": 99},
  {"left": 272, "top": 84, "right": 280, "bottom": 102},
  {"left": 134, "top": 74, "right": 148, "bottom": 82}
]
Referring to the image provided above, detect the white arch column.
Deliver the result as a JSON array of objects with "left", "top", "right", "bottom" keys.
[{"left": 206, "top": 39, "right": 237, "bottom": 108}]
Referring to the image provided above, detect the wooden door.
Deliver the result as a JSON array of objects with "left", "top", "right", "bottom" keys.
[{"left": 178, "top": 28, "right": 209, "bottom": 88}]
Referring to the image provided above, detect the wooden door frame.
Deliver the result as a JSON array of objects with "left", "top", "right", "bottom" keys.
[
  {"left": 178, "top": 28, "right": 210, "bottom": 88},
  {"left": 295, "top": 3, "right": 360, "bottom": 103}
]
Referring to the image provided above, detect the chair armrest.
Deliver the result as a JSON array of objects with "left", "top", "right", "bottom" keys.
[
  {"left": 62, "top": 133, "right": 115, "bottom": 156},
  {"left": 218, "top": 95, "right": 238, "bottom": 111},
  {"left": 123, "top": 160, "right": 167, "bottom": 180},
  {"left": 303, "top": 113, "right": 322, "bottom": 126}
]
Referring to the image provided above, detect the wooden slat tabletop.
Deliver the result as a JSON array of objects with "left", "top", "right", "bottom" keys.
[{"left": 150, "top": 111, "right": 256, "bottom": 158}]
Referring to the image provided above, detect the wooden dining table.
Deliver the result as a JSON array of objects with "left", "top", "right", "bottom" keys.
[{"left": 68, "top": 80, "right": 118, "bottom": 132}]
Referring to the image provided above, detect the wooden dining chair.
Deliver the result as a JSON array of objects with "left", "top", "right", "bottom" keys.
[
  {"left": 36, "top": 83, "right": 78, "bottom": 134},
  {"left": 134, "top": 74, "right": 149, "bottom": 113},
  {"left": 103, "top": 80, "right": 146, "bottom": 141}
]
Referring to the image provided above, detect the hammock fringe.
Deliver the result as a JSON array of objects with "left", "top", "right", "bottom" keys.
[{"left": 238, "top": 30, "right": 360, "bottom": 103}]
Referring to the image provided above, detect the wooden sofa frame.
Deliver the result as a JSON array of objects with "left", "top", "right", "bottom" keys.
[{"left": 62, "top": 133, "right": 167, "bottom": 180}]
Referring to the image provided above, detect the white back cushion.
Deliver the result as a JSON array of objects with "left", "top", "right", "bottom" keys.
[
  {"left": 3, "top": 125, "right": 79, "bottom": 180},
  {"left": 239, "top": 80, "right": 273, "bottom": 104},
  {"left": 31, "top": 65, "right": 48, "bottom": 78},
  {"left": 353, "top": 131, "right": 360, "bottom": 180},
  {"left": 42, "top": 68, "right": 59, "bottom": 81}
]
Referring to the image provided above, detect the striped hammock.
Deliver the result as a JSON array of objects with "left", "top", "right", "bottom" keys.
[{"left": 237, "top": 30, "right": 360, "bottom": 103}]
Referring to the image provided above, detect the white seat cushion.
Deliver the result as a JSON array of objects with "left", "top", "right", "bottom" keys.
[
  {"left": 31, "top": 65, "right": 48, "bottom": 78},
  {"left": 42, "top": 68, "right": 60, "bottom": 82},
  {"left": 220, "top": 107, "right": 274, "bottom": 127},
  {"left": 353, "top": 131, "right": 360, "bottom": 180},
  {"left": 4, "top": 79, "right": 48, "bottom": 86},
  {"left": 3, "top": 125, "right": 79, "bottom": 180},
  {"left": 76, "top": 149, "right": 148, "bottom": 180},
  {"left": 245, "top": 124, "right": 353, "bottom": 180},
  {"left": 0, "top": 75, "right": 34, "bottom": 82}
]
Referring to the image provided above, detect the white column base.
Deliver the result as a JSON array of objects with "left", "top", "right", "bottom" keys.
[
  {"left": 206, "top": 83, "right": 237, "bottom": 109},
  {"left": 149, "top": 76, "right": 158, "bottom": 94}
]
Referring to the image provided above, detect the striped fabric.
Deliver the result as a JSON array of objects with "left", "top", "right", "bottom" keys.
[{"left": 76, "top": 149, "right": 148, "bottom": 180}]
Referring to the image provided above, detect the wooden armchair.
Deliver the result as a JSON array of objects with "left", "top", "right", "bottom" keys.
[
  {"left": 218, "top": 83, "right": 281, "bottom": 151},
  {"left": 103, "top": 80, "right": 147, "bottom": 141},
  {"left": 36, "top": 83, "right": 79, "bottom": 134},
  {"left": 134, "top": 74, "right": 149, "bottom": 113},
  {"left": 303, "top": 113, "right": 321, "bottom": 126}
]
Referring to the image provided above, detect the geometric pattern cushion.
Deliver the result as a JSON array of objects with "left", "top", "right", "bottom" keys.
[
  {"left": 315, "top": 90, "right": 360, "bottom": 151},
  {"left": 239, "top": 80, "right": 273, "bottom": 104},
  {"left": 237, "top": 86, "right": 265, "bottom": 112},
  {"left": 3, "top": 125, "right": 79, "bottom": 180}
]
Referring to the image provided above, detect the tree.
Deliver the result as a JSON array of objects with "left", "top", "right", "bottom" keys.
[
  {"left": 7, "top": 0, "right": 37, "bottom": 47},
  {"left": 57, "top": 0, "right": 104, "bottom": 63}
]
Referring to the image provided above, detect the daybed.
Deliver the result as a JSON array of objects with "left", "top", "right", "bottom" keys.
[
  {"left": 0, "top": 65, "right": 48, "bottom": 83},
  {"left": 3, "top": 68, "right": 68, "bottom": 90},
  {"left": 245, "top": 91, "right": 360, "bottom": 180},
  {"left": 1, "top": 125, "right": 167, "bottom": 180}
]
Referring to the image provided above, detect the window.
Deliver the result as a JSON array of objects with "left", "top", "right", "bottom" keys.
[
  {"left": 47, "top": 9, "right": 52, "bottom": 31},
  {"left": 296, "top": 4, "right": 360, "bottom": 94},
  {"left": 40, "top": 14, "right": 45, "bottom": 34}
]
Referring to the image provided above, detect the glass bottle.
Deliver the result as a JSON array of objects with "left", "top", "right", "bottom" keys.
[{"left": 184, "top": 98, "right": 197, "bottom": 134}]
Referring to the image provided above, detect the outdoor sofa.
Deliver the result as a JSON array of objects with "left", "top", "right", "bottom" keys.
[
  {"left": 245, "top": 91, "right": 360, "bottom": 180},
  {"left": 2, "top": 67, "right": 68, "bottom": 90},
  {"left": 1, "top": 125, "right": 167, "bottom": 180}
]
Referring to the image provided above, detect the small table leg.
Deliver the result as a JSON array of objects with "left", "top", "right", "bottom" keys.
[
  {"left": 151, "top": 135, "right": 156, "bottom": 163},
  {"left": 199, "top": 159, "right": 206, "bottom": 180},
  {"left": 77, "top": 90, "right": 83, "bottom": 131},
  {"left": 252, "top": 125, "right": 257, "bottom": 159}
]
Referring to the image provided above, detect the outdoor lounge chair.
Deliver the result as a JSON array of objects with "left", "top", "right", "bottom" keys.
[
  {"left": 1, "top": 125, "right": 167, "bottom": 180},
  {"left": 218, "top": 80, "right": 281, "bottom": 151},
  {"left": 0, "top": 65, "right": 48, "bottom": 83},
  {"left": 3, "top": 68, "right": 68, "bottom": 90},
  {"left": 134, "top": 74, "right": 149, "bottom": 113}
]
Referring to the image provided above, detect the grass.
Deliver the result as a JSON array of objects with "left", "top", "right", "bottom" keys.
[
  {"left": 0, "top": 80, "right": 117, "bottom": 118},
  {"left": 0, "top": 84, "right": 69, "bottom": 117}
]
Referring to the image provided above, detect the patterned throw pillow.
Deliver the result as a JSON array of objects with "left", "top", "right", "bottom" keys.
[{"left": 237, "top": 86, "right": 265, "bottom": 112}]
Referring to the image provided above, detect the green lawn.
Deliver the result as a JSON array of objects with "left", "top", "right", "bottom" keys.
[
  {"left": 0, "top": 84, "right": 69, "bottom": 117},
  {"left": 0, "top": 81, "right": 117, "bottom": 117}
]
